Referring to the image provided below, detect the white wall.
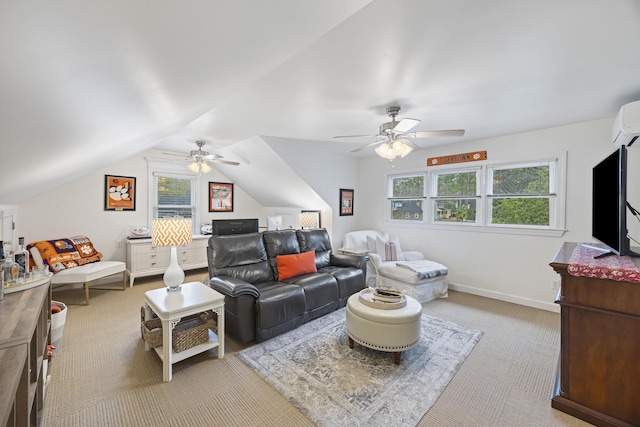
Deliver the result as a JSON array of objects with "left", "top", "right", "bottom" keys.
[
  {"left": 16, "top": 148, "right": 264, "bottom": 261},
  {"left": 356, "top": 117, "right": 639, "bottom": 311},
  {"left": 13, "top": 118, "right": 640, "bottom": 313}
]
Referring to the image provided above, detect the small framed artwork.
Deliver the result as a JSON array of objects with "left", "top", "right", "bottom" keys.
[
  {"left": 339, "top": 188, "right": 354, "bottom": 216},
  {"left": 209, "top": 182, "right": 234, "bottom": 212},
  {"left": 104, "top": 175, "right": 136, "bottom": 211}
]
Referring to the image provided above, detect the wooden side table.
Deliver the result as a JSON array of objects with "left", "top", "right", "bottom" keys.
[{"left": 144, "top": 281, "right": 225, "bottom": 382}]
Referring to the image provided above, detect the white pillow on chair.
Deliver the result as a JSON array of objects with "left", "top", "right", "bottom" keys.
[{"left": 374, "top": 235, "right": 405, "bottom": 261}]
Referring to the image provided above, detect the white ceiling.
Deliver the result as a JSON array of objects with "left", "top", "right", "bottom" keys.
[{"left": 2, "top": 0, "right": 640, "bottom": 204}]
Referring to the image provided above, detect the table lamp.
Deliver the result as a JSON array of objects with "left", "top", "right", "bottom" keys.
[
  {"left": 152, "top": 218, "right": 192, "bottom": 292},
  {"left": 299, "top": 212, "right": 319, "bottom": 229}
]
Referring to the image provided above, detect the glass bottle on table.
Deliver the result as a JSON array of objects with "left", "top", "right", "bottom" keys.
[
  {"left": 0, "top": 240, "right": 19, "bottom": 287},
  {"left": 14, "top": 236, "right": 30, "bottom": 282}
]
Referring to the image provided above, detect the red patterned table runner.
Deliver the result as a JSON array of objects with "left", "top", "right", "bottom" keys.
[{"left": 568, "top": 243, "right": 640, "bottom": 283}]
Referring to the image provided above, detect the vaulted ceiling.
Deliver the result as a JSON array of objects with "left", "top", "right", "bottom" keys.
[{"left": 2, "top": 0, "right": 640, "bottom": 204}]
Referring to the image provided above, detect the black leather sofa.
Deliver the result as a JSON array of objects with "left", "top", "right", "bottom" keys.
[{"left": 206, "top": 228, "right": 368, "bottom": 344}]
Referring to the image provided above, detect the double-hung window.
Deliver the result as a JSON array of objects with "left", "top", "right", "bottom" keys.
[
  {"left": 388, "top": 173, "right": 426, "bottom": 221},
  {"left": 487, "top": 160, "right": 557, "bottom": 228},
  {"left": 147, "top": 158, "right": 199, "bottom": 233},
  {"left": 430, "top": 168, "right": 480, "bottom": 224}
]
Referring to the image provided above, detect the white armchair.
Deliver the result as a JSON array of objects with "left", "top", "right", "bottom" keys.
[{"left": 342, "top": 230, "right": 448, "bottom": 303}]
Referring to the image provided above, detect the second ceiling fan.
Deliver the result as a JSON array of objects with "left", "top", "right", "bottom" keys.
[{"left": 334, "top": 106, "right": 465, "bottom": 159}]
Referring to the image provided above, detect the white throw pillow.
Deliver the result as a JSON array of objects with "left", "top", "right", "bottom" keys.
[
  {"left": 374, "top": 235, "right": 405, "bottom": 261},
  {"left": 388, "top": 236, "right": 406, "bottom": 261}
]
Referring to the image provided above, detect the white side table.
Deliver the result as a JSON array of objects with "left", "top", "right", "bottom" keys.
[{"left": 144, "top": 281, "right": 225, "bottom": 382}]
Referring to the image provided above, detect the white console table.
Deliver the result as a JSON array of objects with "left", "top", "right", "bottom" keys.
[{"left": 125, "top": 235, "right": 209, "bottom": 286}]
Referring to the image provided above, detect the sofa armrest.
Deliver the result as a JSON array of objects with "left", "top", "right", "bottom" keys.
[
  {"left": 367, "top": 252, "right": 382, "bottom": 267},
  {"left": 330, "top": 252, "right": 369, "bottom": 270},
  {"left": 208, "top": 276, "right": 260, "bottom": 299}
]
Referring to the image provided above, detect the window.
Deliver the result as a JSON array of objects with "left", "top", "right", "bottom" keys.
[
  {"left": 388, "top": 173, "right": 425, "bottom": 221},
  {"left": 487, "top": 161, "right": 556, "bottom": 227},
  {"left": 431, "top": 169, "right": 479, "bottom": 224},
  {"left": 153, "top": 173, "right": 197, "bottom": 219},
  {"left": 147, "top": 158, "right": 199, "bottom": 233},
  {"left": 385, "top": 154, "right": 566, "bottom": 236}
]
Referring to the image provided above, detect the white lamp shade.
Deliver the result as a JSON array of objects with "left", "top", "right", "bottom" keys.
[{"left": 299, "top": 212, "right": 319, "bottom": 229}]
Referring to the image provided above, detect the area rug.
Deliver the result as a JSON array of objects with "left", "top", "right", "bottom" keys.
[{"left": 238, "top": 308, "right": 483, "bottom": 427}]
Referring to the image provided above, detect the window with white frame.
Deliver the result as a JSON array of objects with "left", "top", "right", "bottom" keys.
[
  {"left": 386, "top": 154, "right": 565, "bottom": 235},
  {"left": 487, "top": 161, "right": 556, "bottom": 227},
  {"left": 431, "top": 168, "right": 480, "bottom": 224},
  {"left": 388, "top": 173, "right": 426, "bottom": 221},
  {"left": 147, "top": 158, "right": 199, "bottom": 233}
]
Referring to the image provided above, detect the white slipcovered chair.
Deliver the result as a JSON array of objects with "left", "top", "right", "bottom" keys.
[{"left": 341, "top": 230, "right": 448, "bottom": 303}]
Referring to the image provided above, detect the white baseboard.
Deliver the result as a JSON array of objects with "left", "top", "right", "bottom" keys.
[{"left": 448, "top": 282, "right": 560, "bottom": 313}]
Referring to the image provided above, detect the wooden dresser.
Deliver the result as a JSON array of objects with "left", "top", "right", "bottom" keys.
[
  {"left": 550, "top": 242, "right": 640, "bottom": 427},
  {"left": 0, "top": 279, "right": 52, "bottom": 427}
]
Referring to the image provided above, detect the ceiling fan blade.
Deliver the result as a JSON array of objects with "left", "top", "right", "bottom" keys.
[
  {"left": 410, "top": 129, "right": 465, "bottom": 138},
  {"left": 334, "top": 134, "right": 381, "bottom": 139},
  {"left": 403, "top": 138, "right": 421, "bottom": 150},
  {"left": 351, "top": 138, "right": 387, "bottom": 153},
  {"left": 161, "top": 152, "right": 187, "bottom": 157},
  {"left": 212, "top": 159, "right": 240, "bottom": 166},
  {"left": 393, "top": 118, "right": 420, "bottom": 133}
]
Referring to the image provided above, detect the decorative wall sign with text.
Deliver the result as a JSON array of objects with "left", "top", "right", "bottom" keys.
[{"left": 427, "top": 151, "right": 487, "bottom": 167}]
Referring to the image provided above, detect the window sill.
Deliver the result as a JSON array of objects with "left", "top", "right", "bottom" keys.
[{"left": 383, "top": 220, "right": 567, "bottom": 237}]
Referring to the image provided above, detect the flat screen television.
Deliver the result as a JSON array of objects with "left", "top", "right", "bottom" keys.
[
  {"left": 211, "top": 218, "right": 259, "bottom": 236},
  {"left": 592, "top": 145, "right": 639, "bottom": 257}
]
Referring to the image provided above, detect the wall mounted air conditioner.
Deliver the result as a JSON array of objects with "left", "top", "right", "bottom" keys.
[{"left": 612, "top": 100, "right": 640, "bottom": 147}]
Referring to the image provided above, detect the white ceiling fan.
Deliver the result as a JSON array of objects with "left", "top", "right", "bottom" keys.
[
  {"left": 334, "top": 106, "right": 465, "bottom": 159},
  {"left": 163, "top": 140, "right": 239, "bottom": 173}
]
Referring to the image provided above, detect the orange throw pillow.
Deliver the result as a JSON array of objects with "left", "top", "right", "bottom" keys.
[{"left": 276, "top": 250, "right": 317, "bottom": 281}]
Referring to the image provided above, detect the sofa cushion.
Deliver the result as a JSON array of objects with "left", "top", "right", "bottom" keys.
[
  {"left": 276, "top": 250, "right": 317, "bottom": 281},
  {"left": 263, "top": 229, "right": 301, "bottom": 277},
  {"left": 296, "top": 228, "right": 332, "bottom": 268},
  {"left": 207, "top": 233, "right": 274, "bottom": 283}
]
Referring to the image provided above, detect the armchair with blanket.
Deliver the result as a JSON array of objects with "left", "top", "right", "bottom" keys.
[{"left": 342, "top": 230, "right": 448, "bottom": 303}]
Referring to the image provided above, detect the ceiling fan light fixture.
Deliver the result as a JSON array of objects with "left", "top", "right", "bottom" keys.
[
  {"left": 188, "top": 161, "right": 200, "bottom": 173},
  {"left": 394, "top": 139, "right": 413, "bottom": 157},
  {"left": 375, "top": 143, "right": 395, "bottom": 160},
  {"left": 188, "top": 160, "right": 211, "bottom": 174}
]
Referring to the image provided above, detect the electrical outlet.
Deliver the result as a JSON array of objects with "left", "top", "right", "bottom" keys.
[
  {"left": 551, "top": 279, "right": 560, "bottom": 290},
  {"left": 116, "top": 240, "right": 122, "bottom": 249}
]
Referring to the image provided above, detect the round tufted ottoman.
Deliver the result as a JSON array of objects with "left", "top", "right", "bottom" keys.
[{"left": 346, "top": 291, "right": 422, "bottom": 364}]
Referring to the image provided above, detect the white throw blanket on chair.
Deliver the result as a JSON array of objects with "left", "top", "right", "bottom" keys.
[{"left": 395, "top": 260, "right": 448, "bottom": 280}]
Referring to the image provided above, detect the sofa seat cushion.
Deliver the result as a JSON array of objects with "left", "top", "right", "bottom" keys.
[
  {"left": 283, "top": 273, "right": 338, "bottom": 312},
  {"left": 50, "top": 260, "right": 125, "bottom": 284},
  {"left": 255, "top": 283, "right": 306, "bottom": 330},
  {"left": 319, "top": 266, "right": 365, "bottom": 301}
]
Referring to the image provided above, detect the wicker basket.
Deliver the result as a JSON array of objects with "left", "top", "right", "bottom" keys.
[{"left": 141, "top": 313, "right": 210, "bottom": 352}]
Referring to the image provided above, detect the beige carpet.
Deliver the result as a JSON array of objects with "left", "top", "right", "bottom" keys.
[{"left": 43, "top": 271, "right": 590, "bottom": 426}]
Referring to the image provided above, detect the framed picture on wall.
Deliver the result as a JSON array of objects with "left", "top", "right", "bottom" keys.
[
  {"left": 104, "top": 175, "right": 136, "bottom": 211},
  {"left": 209, "top": 182, "right": 234, "bottom": 212},
  {"left": 340, "top": 188, "right": 354, "bottom": 216}
]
